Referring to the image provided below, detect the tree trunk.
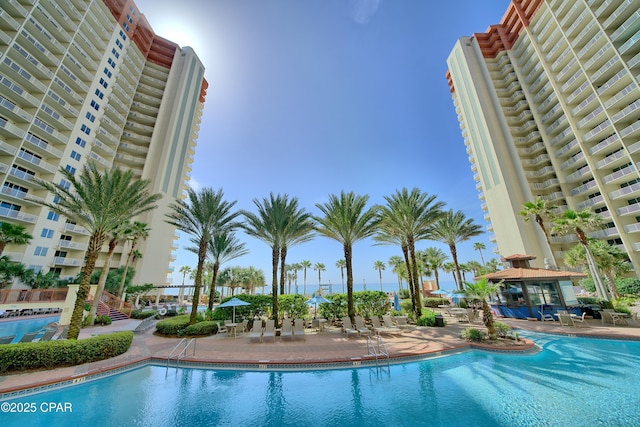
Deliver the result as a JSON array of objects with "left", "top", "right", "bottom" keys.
[
  {"left": 401, "top": 246, "right": 414, "bottom": 313},
  {"left": 87, "top": 239, "right": 117, "bottom": 325},
  {"left": 344, "top": 243, "right": 355, "bottom": 322},
  {"left": 117, "top": 244, "right": 134, "bottom": 299},
  {"left": 482, "top": 300, "right": 496, "bottom": 339},
  {"left": 408, "top": 238, "right": 422, "bottom": 319},
  {"left": 450, "top": 244, "right": 463, "bottom": 290},
  {"left": 279, "top": 246, "right": 287, "bottom": 295},
  {"left": 271, "top": 246, "right": 279, "bottom": 322},
  {"left": 207, "top": 262, "right": 220, "bottom": 312},
  {"left": 189, "top": 241, "right": 207, "bottom": 325}
]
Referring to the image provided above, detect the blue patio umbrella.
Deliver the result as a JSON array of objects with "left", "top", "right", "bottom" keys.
[
  {"left": 307, "top": 296, "right": 332, "bottom": 317},
  {"left": 431, "top": 289, "right": 450, "bottom": 304},
  {"left": 218, "top": 297, "right": 251, "bottom": 322},
  {"left": 393, "top": 293, "right": 400, "bottom": 311},
  {"left": 451, "top": 293, "right": 464, "bottom": 305}
]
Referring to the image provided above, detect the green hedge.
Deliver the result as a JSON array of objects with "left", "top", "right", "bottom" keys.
[
  {"left": 0, "top": 331, "right": 133, "bottom": 373},
  {"left": 94, "top": 315, "right": 112, "bottom": 326},
  {"left": 155, "top": 315, "right": 191, "bottom": 335},
  {"left": 185, "top": 321, "right": 219, "bottom": 336},
  {"left": 423, "top": 297, "right": 448, "bottom": 308},
  {"left": 130, "top": 309, "right": 159, "bottom": 319}
]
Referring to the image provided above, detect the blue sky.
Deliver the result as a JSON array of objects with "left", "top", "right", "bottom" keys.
[{"left": 134, "top": 0, "right": 511, "bottom": 289}]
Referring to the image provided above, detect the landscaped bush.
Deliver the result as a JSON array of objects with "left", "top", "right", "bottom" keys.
[
  {"left": 400, "top": 299, "right": 412, "bottom": 313},
  {"left": 185, "top": 321, "right": 218, "bottom": 336},
  {"left": 423, "top": 297, "right": 448, "bottom": 308},
  {"left": 94, "top": 315, "right": 112, "bottom": 326},
  {"left": 616, "top": 278, "right": 640, "bottom": 296},
  {"left": 354, "top": 291, "right": 390, "bottom": 318},
  {"left": 461, "top": 327, "right": 483, "bottom": 342},
  {"left": 319, "top": 294, "right": 347, "bottom": 320},
  {"left": 130, "top": 309, "right": 158, "bottom": 319},
  {"left": 493, "top": 321, "right": 512, "bottom": 338},
  {"left": 416, "top": 309, "right": 438, "bottom": 327},
  {"left": 279, "top": 294, "right": 309, "bottom": 319},
  {"left": 155, "top": 315, "right": 191, "bottom": 335},
  {"left": 0, "top": 331, "right": 133, "bottom": 373},
  {"left": 398, "top": 289, "right": 410, "bottom": 299}
]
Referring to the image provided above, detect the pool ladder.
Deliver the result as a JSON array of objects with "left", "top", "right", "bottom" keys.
[
  {"left": 166, "top": 338, "right": 196, "bottom": 367},
  {"left": 366, "top": 335, "right": 389, "bottom": 368}
]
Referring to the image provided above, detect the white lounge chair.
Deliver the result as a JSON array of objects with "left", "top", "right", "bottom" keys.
[
  {"left": 280, "top": 318, "right": 293, "bottom": 341},
  {"left": 382, "top": 315, "right": 402, "bottom": 333},
  {"left": 538, "top": 311, "right": 555, "bottom": 321},
  {"left": 573, "top": 312, "right": 589, "bottom": 327},
  {"left": 217, "top": 322, "right": 228, "bottom": 335},
  {"left": 341, "top": 317, "right": 359, "bottom": 337},
  {"left": 262, "top": 319, "right": 276, "bottom": 342},
  {"left": 293, "top": 319, "right": 306, "bottom": 340},
  {"left": 19, "top": 332, "right": 39, "bottom": 343},
  {"left": 249, "top": 320, "right": 263, "bottom": 342},
  {"left": 557, "top": 313, "right": 575, "bottom": 327},
  {"left": 354, "top": 316, "right": 371, "bottom": 336},
  {"left": 370, "top": 316, "right": 394, "bottom": 335}
]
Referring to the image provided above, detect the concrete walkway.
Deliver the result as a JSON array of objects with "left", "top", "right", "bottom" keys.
[{"left": 1, "top": 315, "right": 639, "bottom": 395}]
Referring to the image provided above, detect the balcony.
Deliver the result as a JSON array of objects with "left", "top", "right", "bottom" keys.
[
  {"left": 620, "top": 120, "right": 640, "bottom": 138},
  {"left": 0, "top": 117, "right": 26, "bottom": 139},
  {"left": 63, "top": 222, "right": 89, "bottom": 235},
  {"left": 576, "top": 194, "right": 605, "bottom": 210},
  {"left": 565, "top": 164, "right": 591, "bottom": 182},
  {"left": 0, "top": 207, "right": 37, "bottom": 223},
  {"left": 617, "top": 202, "right": 640, "bottom": 216},
  {"left": 610, "top": 181, "right": 640, "bottom": 200},
  {"left": 57, "top": 240, "right": 88, "bottom": 251},
  {"left": 1, "top": 186, "right": 44, "bottom": 205},
  {"left": 24, "top": 132, "right": 63, "bottom": 158},
  {"left": 583, "top": 120, "right": 612, "bottom": 142},
  {"left": 603, "top": 0, "right": 636, "bottom": 29},
  {"left": 570, "top": 180, "right": 597, "bottom": 196},
  {"left": 612, "top": 100, "right": 640, "bottom": 123},
  {"left": 611, "top": 10, "right": 640, "bottom": 43},
  {"left": 596, "top": 149, "right": 630, "bottom": 169},
  {"left": 52, "top": 256, "right": 83, "bottom": 267},
  {"left": 560, "top": 151, "right": 585, "bottom": 169},
  {"left": 16, "top": 149, "right": 56, "bottom": 173},
  {"left": 624, "top": 222, "right": 640, "bottom": 233},
  {"left": 603, "top": 164, "right": 636, "bottom": 184}
]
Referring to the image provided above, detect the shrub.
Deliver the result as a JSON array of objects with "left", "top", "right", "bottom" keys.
[
  {"left": 0, "top": 331, "right": 133, "bottom": 373},
  {"left": 398, "top": 289, "right": 410, "bottom": 299},
  {"left": 423, "top": 297, "right": 447, "bottom": 308},
  {"left": 616, "top": 278, "right": 640, "bottom": 296},
  {"left": 185, "top": 321, "right": 218, "bottom": 336},
  {"left": 461, "top": 327, "right": 483, "bottom": 342},
  {"left": 354, "top": 291, "right": 390, "bottom": 318},
  {"left": 400, "top": 299, "right": 413, "bottom": 313},
  {"left": 319, "top": 293, "right": 347, "bottom": 320},
  {"left": 493, "top": 321, "right": 512, "bottom": 338},
  {"left": 155, "top": 315, "right": 191, "bottom": 335},
  {"left": 416, "top": 309, "right": 439, "bottom": 327},
  {"left": 130, "top": 309, "right": 158, "bottom": 320},
  {"left": 279, "top": 294, "right": 309, "bottom": 319},
  {"left": 94, "top": 315, "right": 112, "bottom": 326}
]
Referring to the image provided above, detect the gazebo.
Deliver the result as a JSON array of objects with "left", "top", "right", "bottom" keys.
[{"left": 477, "top": 254, "right": 586, "bottom": 320}]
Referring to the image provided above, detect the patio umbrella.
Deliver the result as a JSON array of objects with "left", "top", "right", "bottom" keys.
[
  {"left": 307, "top": 296, "right": 332, "bottom": 317},
  {"left": 218, "top": 297, "right": 251, "bottom": 322},
  {"left": 393, "top": 293, "right": 400, "bottom": 311},
  {"left": 451, "top": 293, "right": 464, "bottom": 306},
  {"left": 431, "top": 289, "right": 450, "bottom": 304}
]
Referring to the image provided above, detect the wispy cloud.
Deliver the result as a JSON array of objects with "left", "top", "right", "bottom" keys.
[
  {"left": 349, "top": 0, "right": 381, "bottom": 25},
  {"left": 187, "top": 177, "right": 202, "bottom": 191}
]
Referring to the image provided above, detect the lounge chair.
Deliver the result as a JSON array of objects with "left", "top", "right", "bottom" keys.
[
  {"left": 280, "top": 318, "right": 293, "bottom": 341},
  {"left": 466, "top": 308, "right": 480, "bottom": 323},
  {"left": 262, "top": 319, "right": 276, "bottom": 342},
  {"left": 394, "top": 316, "right": 411, "bottom": 329},
  {"left": 341, "top": 316, "right": 359, "bottom": 337},
  {"left": 0, "top": 335, "right": 15, "bottom": 345},
  {"left": 37, "top": 328, "right": 57, "bottom": 342},
  {"left": 354, "top": 316, "right": 371, "bottom": 336},
  {"left": 19, "top": 331, "right": 39, "bottom": 343},
  {"left": 249, "top": 320, "right": 263, "bottom": 342},
  {"left": 293, "top": 319, "right": 306, "bottom": 340},
  {"left": 538, "top": 311, "right": 555, "bottom": 321},
  {"left": 601, "top": 310, "right": 628, "bottom": 326},
  {"left": 56, "top": 326, "right": 69, "bottom": 340},
  {"left": 382, "top": 315, "right": 402, "bottom": 333},
  {"left": 557, "top": 313, "right": 575, "bottom": 327},
  {"left": 573, "top": 312, "right": 589, "bottom": 327},
  {"left": 370, "top": 317, "right": 394, "bottom": 335}
]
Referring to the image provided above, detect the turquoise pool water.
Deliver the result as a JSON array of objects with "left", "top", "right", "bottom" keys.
[
  {"left": 0, "top": 316, "right": 59, "bottom": 343},
  {"left": 1, "top": 332, "right": 638, "bottom": 426}
]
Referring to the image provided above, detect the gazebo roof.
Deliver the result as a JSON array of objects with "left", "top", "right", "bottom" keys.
[
  {"left": 477, "top": 267, "right": 586, "bottom": 281},
  {"left": 501, "top": 253, "right": 536, "bottom": 262}
]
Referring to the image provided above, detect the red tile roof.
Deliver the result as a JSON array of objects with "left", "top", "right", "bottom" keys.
[{"left": 477, "top": 267, "right": 586, "bottom": 281}]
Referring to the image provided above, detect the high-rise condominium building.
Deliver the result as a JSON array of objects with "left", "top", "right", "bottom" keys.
[
  {"left": 446, "top": 0, "right": 640, "bottom": 273},
  {"left": 0, "top": 0, "right": 207, "bottom": 287}
]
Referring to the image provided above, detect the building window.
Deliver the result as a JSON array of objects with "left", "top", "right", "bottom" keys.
[
  {"left": 28, "top": 265, "right": 42, "bottom": 274},
  {"left": 119, "top": 30, "right": 127, "bottom": 40},
  {"left": 126, "top": 14, "right": 133, "bottom": 24},
  {"left": 95, "top": 89, "right": 104, "bottom": 100},
  {"left": 123, "top": 22, "right": 130, "bottom": 32},
  {"left": 47, "top": 210, "right": 60, "bottom": 221},
  {"left": 90, "top": 100, "right": 100, "bottom": 110},
  {"left": 99, "top": 78, "right": 108, "bottom": 89},
  {"left": 75, "top": 137, "right": 86, "bottom": 148},
  {"left": 34, "top": 246, "right": 48, "bottom": 256},
  {"left": 64, "top": 165, "right": 76, "bottom": 175},
  {"left": 41, "top": 228, "right": 54, "bottom": 238},
  {"left": 0, "top": 201, "right": 21, "bottom": 212},
  {"left": 103, "top": 68, "right": 112, "bottom": 78},
  {"left": 59, "top": 179, "right": 70, "bottom": 190},
  {"left": 108, "top": 58, "right": 116, "bottom": 68},
  {"left": 111, "top": 48, "right": 119, "bottom": 59},
  {"left": 70, "top": 150, "right": 81, "bottom": 161},
  {"left": 115, "top": 40, "right": 123, "bottom": 50},
  {"left": 85, "top": 112, "right": 95, "bottom": 122},
  {"left": 81, "top": 124, "right": 91, "bottom": 135}
]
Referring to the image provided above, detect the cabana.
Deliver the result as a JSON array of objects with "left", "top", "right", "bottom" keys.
[{"left": 477, "top": 254, "right": 586, "bottom": 320}]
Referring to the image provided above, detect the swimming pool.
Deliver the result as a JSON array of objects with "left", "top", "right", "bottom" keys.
[
  {"left": 0, "top": 316, "right": 59, "bottom": 343},
  {"left": 1, "top": 332, "right": 638, "bottom": 426}
]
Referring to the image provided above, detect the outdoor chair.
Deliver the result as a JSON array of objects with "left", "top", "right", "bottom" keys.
[
  {"left": 538, "top": 311, "right": 555, "bottom": 322},
  {"left": 217, "top": 322, "right": 228, "bottom": 335},
  {"left": 466, "top": 308, "right": 480, "bottom": 323},
  {"left": 0, "top": 335, "right": 15, "bottom": 344},
  {"left": 56, "top": 326, "right": 69, "bottom": 340},
  {"left": 382, "top": 315, "right": 402, "bottom": 333},
  {"left": 394, "top": 316, "right": 411, "bottom": 329},
  {"left": 37, "top": 328, "right": 57, "bottom": 342},
  {"left": 249, "top": 320, "right": 263, "bottom": 342},
  {"left": 557, "top": 313, "right": 575, "bottom": 327},
  {"left": 341, "top": 317, "right": 359, "bottom": 337},
  {"left": 573, "top": 312, "right": 589, "bottom": 327},
  {"left": 280, "top": 318, "right": 293, "bottom": 341},
  {"left": 601, "top": 310, "right": 627, "bottom": 326},
  {"left": 19, "top": 332, "right": 39, "bottom": 343},
  {"left": 236, "top": 319, "right": 248, "bottom": 336},
  {"left": 262, "top": 319, "right": 276, "bottom": 342},
  {"left": 293, "top": 319, "right": 306, "bottom": 340},
  {"left": 370, "top": 316, "right": 395, "bottom": 335},
  {"left": 354, "top": 316, "right": 371, "bottom": 336}
]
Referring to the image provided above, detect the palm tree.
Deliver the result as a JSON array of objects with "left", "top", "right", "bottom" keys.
[
  {"left": 430, "top": 209, "right": 483, "bottom": 291},
  {"left": 442, "top": 262, "right": 458, "bottom": 288},
  {"left": 463, "top": 278, "right": 500, "bottom": 339},
  {"left": 519, "top": 196, "right": 557, "bottom": 261},
  {"left": 335, "top": 259, "right": 346, "bottom": 293},
  {"left": 241, "top": 193, "right": 312, "bottom": 321},
  {"left": 34, "top": 163, "right": 160, "bottom": 339},
  {"left": 473, "top": 242, "right": 486, "bottom": 266},
  {"left": 301, "top": 260, "right": 312, "bottom": 295},
  {"left": 373, "top": 260, "right": 385, "bottom": 291},
  {"left": 205, "top": 231, "right": 248, "bottom": 311},
  {"left": 0, "top": 222, "right": 32, "bottom": 256},
  {"left": 167, "top": 187, "right": 239, "bottom": 324},
  {"left": 0, "top": 256, "right": 26, "bottom": 288},
  {"left": 377, "top": 188, "right": 445, "bottom": 318},
  {"left": 552, "top": 209, "right": 608, "bottom": 300},
  {"left": 88, "top": 223, "right": 129, "bottom": 325},
  {"left": 420, "top": 247, "right": 449, "bottom": 289},
  {"left": 116, "top": 221, "right": 150, "bottom": 299},
  {"left": 387, "top": 255, "right": 405, "bottom": 292},
  {"left": 315, "top": 191, "right": 379, "bottom": 321},
  {"left": 314, "top": 262, "right": 325, "bottom": 294}
]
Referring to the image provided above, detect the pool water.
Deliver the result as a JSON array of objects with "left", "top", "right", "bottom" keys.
[
  {"left": 1, "top": 332, "right": 638, "bottom": 426},
  {"left": 0, "top": 316, "right": 59, "bottom": 343}
]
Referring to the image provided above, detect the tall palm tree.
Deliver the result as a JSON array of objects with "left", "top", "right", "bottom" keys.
[
  {"left": 519, "top": 196, "right": 557, "bottom": 261},
  {"left": 315, "top": 191, "right": 379, "bottom": 321},
  {"left": 241, "top": 193, "right": 313, "bottom": 321},
  {"left": 88, "top": 222, "right": 129, "bottom": 325},
  {"left": 0, "top": 222, "right": 32, "bottom": 256},
  {"left": 205, "top": 231, "right": 247, "bottom": 311},
  {"left": 301, "top": 260, "right": 312, "bottom": 295},
  {"left": 167, "top": 187, "right": 239, "bottom": 324},
  {"left": 117, "top": 221, "right": 150, "bottom": 299},
  {"left": 429, "top": 209, "right": 483, "bottom": 290},
  {"left": 377, "top": 188, "right": 445, "bottom": 318},
  {"left": 335, "top": 259, "right": 346, "bottom": 293},
  {"left": 473, "top": 242, "right": 486, "bottom": 266},
  {"left": 178, "top": 265, "right": 192, "bottom": 303},
  {"left": 420, "top": 247, "right": 449, "bottom": 289},
  {"left": 387, "top": 255, "right": 405, "bottom": 292},
  {"left": 34, "top": 163, "right": 160, "bottom": 339},
  {"left": 463, "top": 278, "right": 500, "bottom": 339},
  {"left": 552, "top": 209, "right": 608, "bottom": 300},
  {"left": 373, "top": 260, "right": 385, "bottom": 291},
  {"left": 313, "top": 262, "right": 325, "bottom": 294},
  {"left": 551, "top": 209, "right": 609, "bottom": 301},
  {"left": 442, "top": 262, "right": 458, "bottom": 288}
]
